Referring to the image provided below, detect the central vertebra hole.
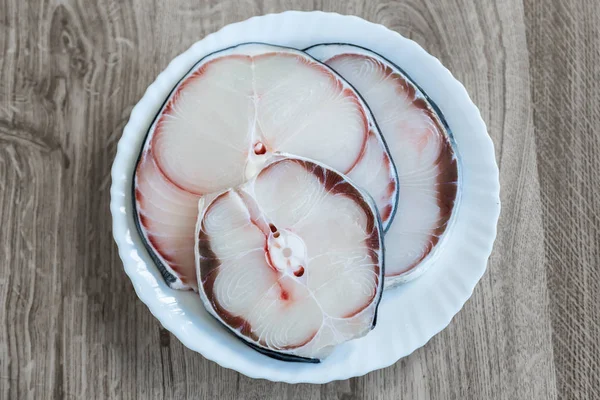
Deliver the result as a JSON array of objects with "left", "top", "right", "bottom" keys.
[
  {"left": 282, "top": 248, "right": 292, "bottom": 257},
  {"left": 254, "top": 142, "right": 267, "bottom": 155}
]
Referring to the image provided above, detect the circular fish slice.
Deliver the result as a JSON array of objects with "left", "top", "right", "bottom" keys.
[
  {"left": 196, "top": 156, "right": 384, "bottom": 362},
  {"left": 306, "top": 44, "right": 459, "bottom": 287},
  {"left": 134, "top": 43, "right": 398, "bottom": 290}
]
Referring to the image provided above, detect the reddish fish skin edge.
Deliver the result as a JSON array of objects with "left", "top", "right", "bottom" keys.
[
  {"left": 323, "top": 50, "right": 459, "bottom": 278},
  {"left": 387, "top": 102, "right": 458, "bottom": 276},
  {"left": 197, "top": 218, "right": 257, "bottom": 341}
]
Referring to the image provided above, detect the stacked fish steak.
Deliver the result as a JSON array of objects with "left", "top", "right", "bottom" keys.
[{"left": 133, "top": 43, "right": 459, "bottom": 362}]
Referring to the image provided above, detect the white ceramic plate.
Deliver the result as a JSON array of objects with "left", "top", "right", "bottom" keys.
[{"left": 110, "top": 11, "right": 500, "bottom": 383}]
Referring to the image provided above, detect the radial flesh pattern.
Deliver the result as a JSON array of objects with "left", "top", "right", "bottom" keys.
[
  {"left": 134, "top": 151, "right": 200, "bottom": 289},
  {"left": 196, "top": 157, "right": 384, "bottom": 361},
  {"left": 134, "top": 43, "right": 398, "bottom": 290},
  {"left": 307, "top": 44, "right": 459, "bottom": 286}
]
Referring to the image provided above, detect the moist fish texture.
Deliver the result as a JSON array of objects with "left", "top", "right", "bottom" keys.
[
  {"left": 196, "top": 156, "right": 384, "bottom": 361},
  {"left": 307, "top": 44, "right": 459, "bottom": 287},
  {"left": 134, "top": 43, "right": 398, "bottom": 290}
]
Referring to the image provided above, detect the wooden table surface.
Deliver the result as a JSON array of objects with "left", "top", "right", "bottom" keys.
[{"left": 1, "top": 1, "right": 599, "bottom": 399}]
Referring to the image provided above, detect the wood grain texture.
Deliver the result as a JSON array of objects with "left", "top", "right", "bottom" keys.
[
  {"left": 0, "top": 0, "right": 597, "bottom": 398},
  {"left": 525, "top": 1, "right": 600, "bottom": 398}
]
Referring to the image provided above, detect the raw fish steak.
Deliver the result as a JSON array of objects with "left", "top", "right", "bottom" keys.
[
  {"left": 134, "top": 43, "right": 398, "bottom": 290},
  {"left": 196, "top": 156, "right": 384, "bottom": 362},
  {"left": 307, "top": 44, "right": 459, "bottom": 287}
]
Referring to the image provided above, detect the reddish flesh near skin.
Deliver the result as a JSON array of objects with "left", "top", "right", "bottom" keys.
[
  {"left": 307, "top": 45, "right": 458, "bottom": 283},
  {"left": 197, "top": 158, "right": 383, "bottom": 360},
  {"left": 134, "top": 44, "right": 398, "bottom": 290},
  {"left": 346, "top": 129, "right": 398, "bottom": 225}
]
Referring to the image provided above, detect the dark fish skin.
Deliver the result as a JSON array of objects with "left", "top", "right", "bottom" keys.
[{"left": 245, "top": 341, "right": 321, "bottom": 364}]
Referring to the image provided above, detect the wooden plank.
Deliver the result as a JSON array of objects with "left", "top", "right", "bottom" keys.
[
  {"left": 3, "top": 0, "right": 595, "bottom": 398},
  {"left": 525, "top": 1, "right": 600, "bottom": 399}
]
